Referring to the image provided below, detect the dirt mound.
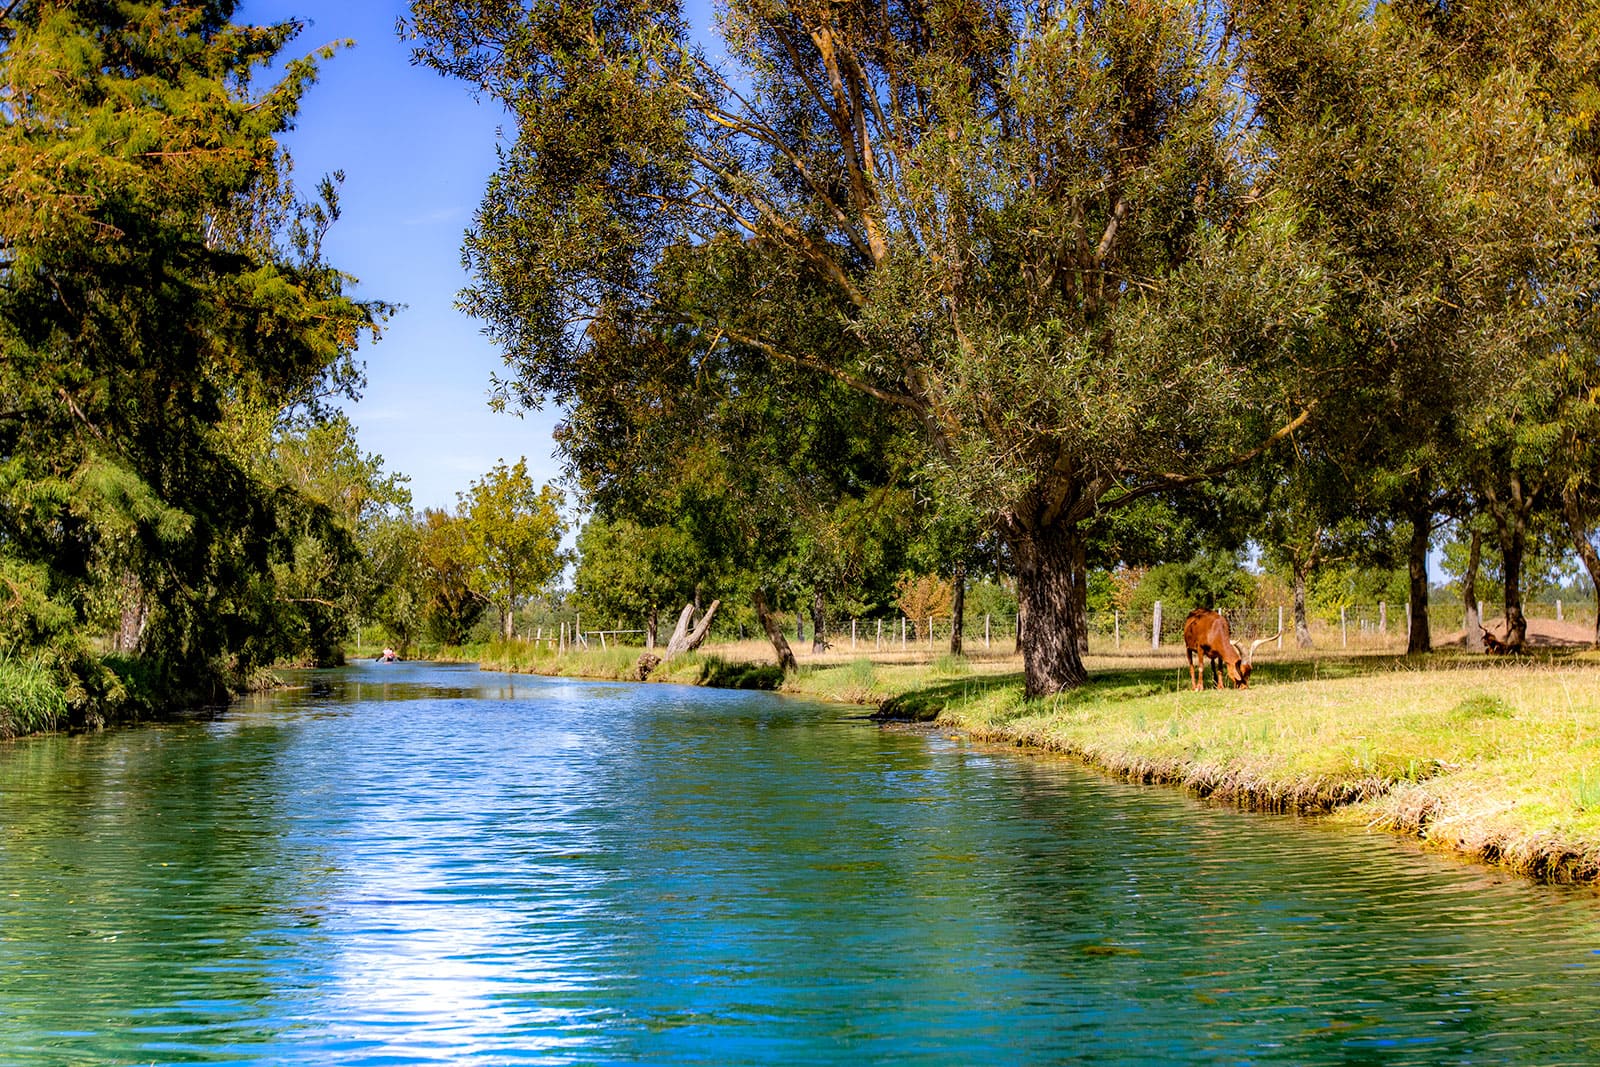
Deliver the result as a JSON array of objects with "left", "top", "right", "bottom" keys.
[{"left": 1435, "top": 615, "right": 1596, "bottom": 649}]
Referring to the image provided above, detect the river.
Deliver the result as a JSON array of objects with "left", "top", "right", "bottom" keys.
[{"left": 1, "top": 661, "right": 1597, "bottom": 1064}]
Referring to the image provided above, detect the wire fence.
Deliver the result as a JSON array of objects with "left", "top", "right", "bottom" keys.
[{"left": 534, "top": 597, "right": 1594, "bottom": 655}]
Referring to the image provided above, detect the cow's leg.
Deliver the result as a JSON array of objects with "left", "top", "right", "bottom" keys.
[
  {"left": 1187, "top": 649, "right": 1201, "bottom": 690},
  {"left": 1211, "top": 655, "right": 1225, "bottom": 689}
]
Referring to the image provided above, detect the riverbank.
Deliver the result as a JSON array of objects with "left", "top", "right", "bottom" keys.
[{"left": 485, "top": 638, "right": 1600, "bottom": 885}]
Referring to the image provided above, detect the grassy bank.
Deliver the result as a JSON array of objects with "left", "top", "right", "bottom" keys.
[{"left": 491, "top": 637, "right": 1600, "bottom": 885}]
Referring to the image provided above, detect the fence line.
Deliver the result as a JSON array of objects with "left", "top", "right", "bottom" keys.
[{"left": 513, "top": 598, "right": 1594, "bottom": 655}]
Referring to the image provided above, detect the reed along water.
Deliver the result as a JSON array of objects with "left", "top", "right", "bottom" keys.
[{"left": 2, "top": 660, "right": 1597, "bottom": 1064}]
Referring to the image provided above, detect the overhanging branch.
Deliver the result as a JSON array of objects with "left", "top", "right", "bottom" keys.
[
  {"left": 716, "top": 326, "right": 927, "bottom": 416},
  {"left": 1097, "top": 404, "right": 1315, "bottom": 513}
]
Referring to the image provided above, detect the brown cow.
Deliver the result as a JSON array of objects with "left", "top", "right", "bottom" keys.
[{"left": 1183, "top": 608, "right": 1278, "bottom": 690}]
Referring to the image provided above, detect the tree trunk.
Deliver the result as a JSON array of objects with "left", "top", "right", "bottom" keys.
[
  {"left": 646, "top": 605, "right": 659, "bottom": 650},
  {"left": 753, "top": 588, "right": 798, "bottom": 672},
  {"left": 795, "top": 610, "right": 804, "bottom": 644},
  {"left": 1561, "top": 487, "right": 1600, "bottom": 647},
  {"left": 1071, "top": 537, "right": 1089, "bottom": 656},
  {"left": 1006, "top": 521, "right": 1089, "bottom": 698},
  {"left": 664, "top": 602, "right": 696, "bottom": 651},
  {"left": 667, "top": 599, "right": 721, "bottom": 658},
  {"left": 1486, "top": 469, "right": 1534, "bottom": 650},
  {"left": 1405, "top": 497, "right": 1432, "bottom": 654},
  {"left": 1463, "top": 527, "right": 1483, "bottom": 652},
  {"left": 1501, "top": 519, "right": 1527, "bottom": 650},
  {"left": 950, "top": 563, "right": 966, "bottom": 656},
  {"left": 1292, "top": 563, "right": 1314, "bottom": 648},
  {"left": 115, "top": 571, "right": 146, "bottom": 654},
  {"left": 501, "top": 601, "right": 515, "bottom": 641},
  {"left": 810, "top": 590, "right": 827, "bottom": 653}
]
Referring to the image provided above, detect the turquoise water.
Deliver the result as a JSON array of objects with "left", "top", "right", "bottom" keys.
[{"left": 1, "top": 661, "right": 1597, "bottom": 1064}]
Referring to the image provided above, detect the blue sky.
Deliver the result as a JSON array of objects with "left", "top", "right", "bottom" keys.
[
  {"left": 237, "top": 0, "right": 547, "bottom": 513},
  {"left": 237, "top": 1, "right": 721, "bottom": 514}
]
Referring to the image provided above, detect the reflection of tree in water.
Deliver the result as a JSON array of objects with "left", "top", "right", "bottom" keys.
[{"left": 0, "top": 724, "right": 325, "bottom": 1061}]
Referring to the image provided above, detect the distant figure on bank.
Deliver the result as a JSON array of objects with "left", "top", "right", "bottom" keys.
[{"left": 381, "top": 647, "right": 396, "bottom": 662}]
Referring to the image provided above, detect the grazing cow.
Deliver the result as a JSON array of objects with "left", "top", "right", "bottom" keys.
[{"left": 1183, "top": 608, "right": 1278, "bottom": 690}]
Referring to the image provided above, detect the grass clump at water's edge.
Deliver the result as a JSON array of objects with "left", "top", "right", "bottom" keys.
[{"left": 0, "top": 653, "right": 70, "bottom": 738}]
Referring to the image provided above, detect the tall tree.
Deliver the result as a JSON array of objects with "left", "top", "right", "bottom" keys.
[
  {"left": 460, "top": 458, "right": 567, "bottom": 640},
  {"left": 407, "top": 0, "right": 1323, "bottom": 696},
  {"left": 1, "top": 2, "right": 385, "bottom": 706}
]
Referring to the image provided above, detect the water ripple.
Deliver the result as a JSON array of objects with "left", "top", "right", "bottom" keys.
[{"left": 1, "top": 662, "right": 1597, "bottom": 1064}]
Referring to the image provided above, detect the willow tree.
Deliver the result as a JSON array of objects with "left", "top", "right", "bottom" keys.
[{"left": 408, "top": 0, "right": 1324, "bottom": 695}]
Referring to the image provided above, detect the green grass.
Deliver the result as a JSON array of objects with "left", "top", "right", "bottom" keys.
[
  {"left": 0, "top": 654, "right": 69, "bottom": 738},
  {"left": 830, "top": 651, "right": 1600, "bottom": 884}
]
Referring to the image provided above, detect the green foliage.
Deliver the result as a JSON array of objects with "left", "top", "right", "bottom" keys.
[
  {"left": 0, "top": 2, "right": 387, "bottom": 714},
  {"left": 460, "top": 459, "right": 568, "bottom": 638},
  {"left": 414, "top": 508, "right": 489, "bottom": 646},
  {"left": 1123, "top": 553, "right": 1257, "bottom": 621},
  {"left": 573, "top": 518, "right": 698, "bottom": 637},
  {"left": 408, "top": 0, "right": 1600, "bottom": 691}
]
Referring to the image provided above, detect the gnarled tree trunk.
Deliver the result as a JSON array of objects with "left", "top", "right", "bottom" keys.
[
  {"left": 1005, "top": 519, "right": 1089, "bottom": 698},
  {"left": 666, "top": 599, "right": 720, "bottom": 658},
  {"left": 753, "top": 588, "right": 798, "bottom": 672}
]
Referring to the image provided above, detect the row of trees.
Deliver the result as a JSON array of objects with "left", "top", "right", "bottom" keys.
[{"left": 405, "top": 0, "right": 1600, "bottom": 693}]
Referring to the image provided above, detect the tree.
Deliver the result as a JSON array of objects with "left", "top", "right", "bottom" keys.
[
  {"left": 460, "top": 459, "right": 567, "bottom": 640},
  {"left": 407, "top": 0, "right": 1323, "bottom": 697},
  {"left": 269, "top": 416, "right": 412, "bottom": 664},
  {"left": 1, "top": 2, "right": 385, "bottom": 707},
  {"left": 573, "top": 518, "right": 698, "bottom": 647},
  {"left": 415, "top": 508, "right": 487, "bottom": 646}
]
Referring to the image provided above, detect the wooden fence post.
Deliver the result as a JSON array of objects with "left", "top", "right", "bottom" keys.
[
  {"left": 852, "top": 619, "right": 857, "bottom": 650},
  {"left": 985, "top": 614, "right": 991, "bottom": 649},
  {"left": 1114, "top": 610, "right": 1120, "bottom": 650},
  {"left": 1277, "top": 606, "right": 1284, "bottom": 649},
  {"left": 1341, "top": 606, "right": 1347, "bottom": 648},
  {"left": 1152, "top": 601, "right": 1162, "bottom": 650},
  {"left": 1379, "top": 601, "right": 1387, "bottom": 636}
]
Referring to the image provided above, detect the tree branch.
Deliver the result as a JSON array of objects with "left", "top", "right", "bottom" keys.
[
  {"left": 716, "top": 326, "right": 926, "bottom": 416},
  {"left": 1097, "top": 405, "right": 1316, "bottom": 514}
]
